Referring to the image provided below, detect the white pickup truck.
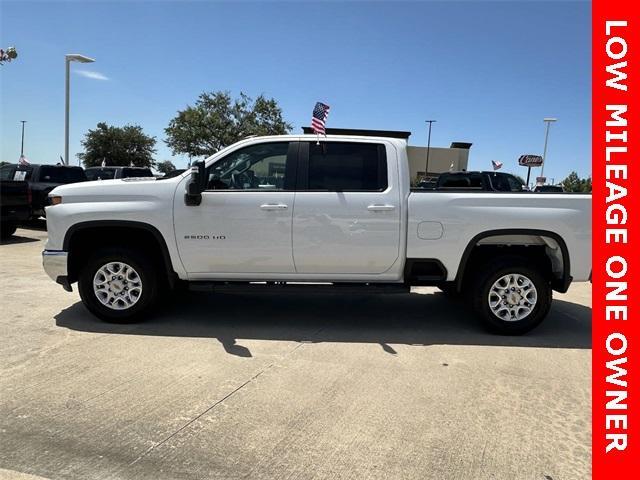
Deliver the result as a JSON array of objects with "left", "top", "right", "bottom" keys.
[{"left": 43, "top": 131, "right": 591, "bottom": 334}]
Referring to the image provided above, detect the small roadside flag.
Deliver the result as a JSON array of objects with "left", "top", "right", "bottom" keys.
[
  {"left": 492, "top": 160, "right": 503, "bottom": 171},
  {"left": 18, "top": 154, "right": 30, "bottom": 166},
  {"left": 311, "top": 102, "right": 330, "bottom": 135}
]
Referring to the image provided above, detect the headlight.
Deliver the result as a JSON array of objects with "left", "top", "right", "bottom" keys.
[{"left": 50, "top": 196, "right": 63, "bottom": 205}]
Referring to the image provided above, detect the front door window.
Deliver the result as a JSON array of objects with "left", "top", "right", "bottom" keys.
[{"left": 206, "top": 142, "right": 289, "bottom": 191}]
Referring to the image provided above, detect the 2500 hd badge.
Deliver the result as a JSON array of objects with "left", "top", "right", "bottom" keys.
[{"left": 184, "top": 234, "right": 226, "bottom": 240}]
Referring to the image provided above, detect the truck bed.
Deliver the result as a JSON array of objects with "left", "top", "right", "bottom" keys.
[{"left": 407, "top": 191, "right": 592, "bottom": 283}]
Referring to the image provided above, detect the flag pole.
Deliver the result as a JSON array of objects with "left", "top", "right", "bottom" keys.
[
  {"left": 424, "top": 120, "right": 436, "bottom": 179},
  {"left": 311, "top": 102, "right": 330, "bottom": 145}
]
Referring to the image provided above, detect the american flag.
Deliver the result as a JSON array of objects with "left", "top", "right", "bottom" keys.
[
  {"left": 18, "top": 154, "right": 30, "bottom": 166},
  {"left": 492, "top": 160, "right": 503, "bottom": 171},
  {"left": 311, "top": 102, "right": 330, "bottom": 134}
]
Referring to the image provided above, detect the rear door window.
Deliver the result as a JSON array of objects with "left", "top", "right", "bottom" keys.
[
  {"left": 303, "top": 142, "right": 387, "bottom": 191},
  {"left": 14, "top": 166, "right": 32, "bottom": 181}
]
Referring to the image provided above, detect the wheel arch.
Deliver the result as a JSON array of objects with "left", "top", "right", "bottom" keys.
[
  {"left": 454, "top": 229, "right": 572, "bottom": 293},
  {"left": 64, "top": 220, "right": 177, "bottom": 286}
]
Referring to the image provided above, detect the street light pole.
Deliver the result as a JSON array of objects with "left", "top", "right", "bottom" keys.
[
  {"left": 424, "top": 120, "right": 436, "bottom": 177},
  {"left": 64, "top": 58, "right": 70, "bottom": 165},
  {"left": 64, "top": 53, "right": 95, "bottom": 166},
  {"left": 540, "top": 117, "right": 557, "bottom": 179},
  {"left": 20, "top": 120, "right": 26, "bottom": 156}
]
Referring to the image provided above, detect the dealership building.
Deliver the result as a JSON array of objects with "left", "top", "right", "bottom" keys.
[{"left": 406, "top": 143, "right": 472, "bottom": 181}]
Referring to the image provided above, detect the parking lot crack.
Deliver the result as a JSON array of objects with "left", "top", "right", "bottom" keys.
[{"left": 129, "top": 338, "right": 315, "bottom": 467}]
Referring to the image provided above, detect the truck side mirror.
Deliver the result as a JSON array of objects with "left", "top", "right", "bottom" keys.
[{"left": 185, "top": 160, "right": 206, "bottom": 206}]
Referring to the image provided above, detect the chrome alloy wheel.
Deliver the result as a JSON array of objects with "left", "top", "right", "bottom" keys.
[
  {"left": 488, "top": 273, "right": 538, "bottom": 322},
  {"left": 93, "top": 262, "right": 142, "bottom": 310}
]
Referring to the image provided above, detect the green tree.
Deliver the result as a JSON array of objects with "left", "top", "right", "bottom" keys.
[
  {"left": 560, "top": 171, "right": 592, "bottom": 193},
  {"left": 78, "top": 122, "right": 156, "bottom": 168},
  {"left": 0, "top": 47, "right": 18, "bottom": 65},
  {"left": 156, "top": 160, "right": 176, "bottom": 175},
  {"left": 165, "top": 91, "right": 292, "bottom": 158}
]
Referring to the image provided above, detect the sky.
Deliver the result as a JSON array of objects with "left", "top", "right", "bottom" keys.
[{"left": 1, "top": 0, "right": 591, "bottom": 183}]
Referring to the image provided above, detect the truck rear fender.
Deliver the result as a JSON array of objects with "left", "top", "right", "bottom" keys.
[{"left": 454, "top": 229, "right": 571, "bottom": 293}]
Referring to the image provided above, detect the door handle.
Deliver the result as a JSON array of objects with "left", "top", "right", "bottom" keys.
[
  {"left": 260, "top": 203, "right": 288, "bottom": 210},
  {"left": 367, "top": 204, "right": 396, "bottom": 211}
]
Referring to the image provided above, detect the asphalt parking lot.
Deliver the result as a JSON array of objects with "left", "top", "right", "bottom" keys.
[{"left": 0, "top": 226, "right": 591, "bottom": 480}]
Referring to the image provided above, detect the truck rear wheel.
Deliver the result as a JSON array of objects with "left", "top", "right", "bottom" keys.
[
  {"left": 78, "top": 247, "right": 159, "bottom": 323},
  {"left": 471, "top": 257, "right": 551, "bottom": 335}
]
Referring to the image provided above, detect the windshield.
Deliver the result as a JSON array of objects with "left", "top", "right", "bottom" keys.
[
  {"left": 85, "top": 168, "right": 117, "bottom": 181},
  {"left": 121, "top": 168, "right": 153, "bottom": 178},
  {"left": 40, "top": 166, "right": 86, "bottom": 183}
]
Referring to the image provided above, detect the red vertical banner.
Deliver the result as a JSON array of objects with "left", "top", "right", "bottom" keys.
[{"left": 593, "top": 0, "right": 639, "bottom": 476}]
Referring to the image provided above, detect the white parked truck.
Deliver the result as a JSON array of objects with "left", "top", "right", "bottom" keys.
[{"left": 43, "top": 131, "right": 591, "bottom": 334}]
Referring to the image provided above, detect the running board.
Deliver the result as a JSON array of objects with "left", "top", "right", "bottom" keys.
[{"left": 188, "top": 281, "right": 410, "bottom": 295}]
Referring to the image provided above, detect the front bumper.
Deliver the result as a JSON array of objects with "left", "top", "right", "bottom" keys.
[{"left": 42, "top": 250, "right": 72, "bottom": 292}]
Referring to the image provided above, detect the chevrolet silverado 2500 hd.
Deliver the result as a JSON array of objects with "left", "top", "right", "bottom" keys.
[{"left": 43, "top": 132, "right": 591, "bottom": 334}]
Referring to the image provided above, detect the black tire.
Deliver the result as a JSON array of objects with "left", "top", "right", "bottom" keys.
[
  {"left": 1, "top": 223, "right": 18, "bottom": 239},
  {"left": 78, "top": 247, "right": 159, "bottom": 323},
  {"left": 470, "top": 256, "right": 552, "bottom": 335}
]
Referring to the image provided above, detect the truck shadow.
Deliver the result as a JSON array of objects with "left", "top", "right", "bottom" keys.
[
  {"left": 0, "top": 235, "right": 40, "bottom": 245},
  {"left": 1, "top": 220, "right": 47, "bottom": 245},
  {"left": 21, "top": 218, "right": 47, "bottom": 231},
  {"left": 54, "top": 290, "right": 591, "bottom": 355}
]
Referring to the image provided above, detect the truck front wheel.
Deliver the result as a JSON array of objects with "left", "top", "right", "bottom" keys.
[
  {"left": 78, "top": 248, "right": 159, "bottom": 323},
  {"left": 471, "top": 258, "right": 551, "bottom": 335}
]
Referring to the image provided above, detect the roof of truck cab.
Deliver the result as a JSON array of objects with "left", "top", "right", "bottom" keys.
[
  {"left": 301, "top": 127, "right": 411, "bottom": 139},
  {"left": 241, "top": 134, "right": 409, "bottom": 144}
]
